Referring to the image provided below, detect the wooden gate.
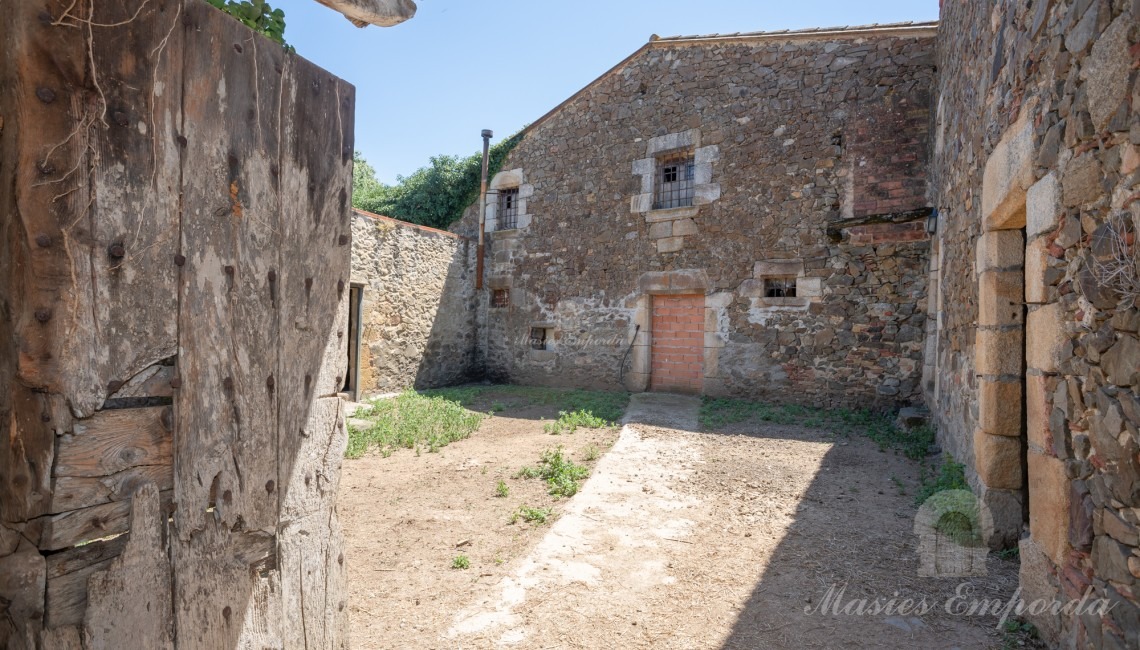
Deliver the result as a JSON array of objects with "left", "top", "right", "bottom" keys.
[{"left": 0, "top": 1, "right": 354, "bottom": 647}]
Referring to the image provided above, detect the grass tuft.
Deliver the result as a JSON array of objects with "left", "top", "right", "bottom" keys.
[
  {"left": 515, "top": 447, "right": 590, "bottom": 498},
  {"left": 345, "top": 390, "right": 485, "bottom": 459},
  {"left": 915, "top": 455, "right": 969, "bottom": 506},
  {"left": 511, "top": 505, "right": 553, "bottom": 525},
  {"left": 544, "top": 409, "right": 612, "bottom": 434},
  {"left": 451, "top": 554, "right": 470, "bottom": 570},
  {"left": 494, "top": 480, "right": 509, "bottom": 498}
]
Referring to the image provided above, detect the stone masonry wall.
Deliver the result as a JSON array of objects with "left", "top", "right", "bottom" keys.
[
  {"left": 931, "top": 0, "right": 1140, "bottom": 646},
  {"left": 351, "top": 211, "right": 477, "bottom": 394},
  {"left": 461, "top": 26, "right": 937, "bottom": 409}
]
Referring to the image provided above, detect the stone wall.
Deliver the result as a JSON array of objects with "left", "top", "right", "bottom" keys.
[
  {"left": 351, "top": 211, "right": 477, "bottom": 394},
  {"left": 459, "top": 25, "right": 938, "bottom": 409},
  {"left": 930, "top": 0, "right": 1139, "bottom": 645}
]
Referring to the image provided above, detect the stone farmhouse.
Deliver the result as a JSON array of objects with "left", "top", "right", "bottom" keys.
[{"left": 348, "top": 2, "right": 1139, "bottom": 646}]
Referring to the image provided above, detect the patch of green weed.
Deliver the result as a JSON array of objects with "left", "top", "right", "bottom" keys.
[
  {"left": 451, "top": 554, "right": 470, "bottom": 570},
  {"left": 494, "top": 480, "right": 509, "bottom": 498},
  {"left": 915, "top": 455, "right": 969, "bottom": 506},
  {"left": 544, "top": 409, "right": 612, "bottom": 434},
  {"left": 515, "top": 447, "right": 590, "bottom": 498},
  {"left": 345, "top": 390, "right": 485, "bottom": 459},
  {"left": 511, "top": 505, "right": 553, "bottom": 525}
]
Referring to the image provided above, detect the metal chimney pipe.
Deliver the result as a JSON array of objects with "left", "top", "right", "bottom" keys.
[{"left": 476, "top": 129, "right": 492, "bottom": 290}]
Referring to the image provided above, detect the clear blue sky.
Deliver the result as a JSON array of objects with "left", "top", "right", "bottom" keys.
[{"left": 275, "top": 0, "right": 939, "bottom": 184}]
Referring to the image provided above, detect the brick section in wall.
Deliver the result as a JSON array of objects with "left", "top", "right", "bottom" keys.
[
  {"left": 650, "top": 295, "right": 704, "bottom": 394},
  {"left": 847, "top": 221, "right": 930, "bottom": 245},
  {"left": 850, "top": 92, "right": 931, "bottom": 217}
]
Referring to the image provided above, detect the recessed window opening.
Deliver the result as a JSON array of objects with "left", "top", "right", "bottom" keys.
[
  {"left": 492, "top": 289, "right": 509, "bottom": 308},
  {"left": 654, "top": 151, "right": 695, "bottom": 210},
  {"left": 764, "top": 277, "right": 797, "bottom": 298},
  {"left": 529, "top": 327, "right": 547, "bottom": 350},
  {"left": 498, "top": 188, "right": 519, "bottom": 230}
]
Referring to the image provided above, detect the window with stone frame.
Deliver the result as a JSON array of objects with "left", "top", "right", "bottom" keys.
[
  {"left": 491, "top": 288, "right": 509, "bottom": 308},
  {"left": 653, "top": 151, "right": 695, "bottom": 210},
  {"left": 764, "top": 276, "right": 797, "bottom": 298},
  {"left": 529, "top": 327, "right": 547, "bottom": 350},
  {"left": 497, "top": 188, "right": 519, "bottom": 230}
]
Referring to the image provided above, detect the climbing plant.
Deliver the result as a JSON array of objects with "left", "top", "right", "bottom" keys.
[
  {"left": 206, "top": 0, "right": 292, "bottom": 49},
  {"left": 352, "top": 131, "right": 527, "bottom": 229}
]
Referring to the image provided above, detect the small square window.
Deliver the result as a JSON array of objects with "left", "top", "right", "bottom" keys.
[
  {"left": 529, "top": 327, "right": 547, "bottom": 350},
  {"left": 764, "top": 277, "right": 797, "bottom": 298},
  {"left": 497, "top": 188, "right": 519, "bottom": 230},
  {"left": 654, "top": 151, "right": 695, "bottom": 210},
  {"left": 492, "top": 289, "right": 509, "bottom": 308}
]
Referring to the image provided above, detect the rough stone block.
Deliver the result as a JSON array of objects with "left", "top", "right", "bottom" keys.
[
  {"left": 1024, "top": 237, "right": 1050, "bottom": 304},
  {"left": 1080, "top": 13, "right": 1132, "bottom": 131},
  {"left": 657, "top": 237, "right": 685, "bottom": 253},
  {"left": 637, "top": 272, "right": 670, "bottom": 293},
  {"left": 703, "top": 349, "right": 719, "bottom": 378},
  {"left": 754, "top": 259, "right": 805, "bottom": 279},
  {"left": 1026, "top": 373, "right": 1051, "bottom": 453},
  {"left": 975, "top": 229, "right": 1025, "bottom": 273},
  {"left": 978, "top": 378, "right": 1022, "bottom": 437},
  {"left": 630, "top": 193, "right": 652, "bottom": 214},
  {"left": 981, "top": 485, "right": 1024, "bottom": 549},
  {"left": 631, "top": 158, "right": 654, "bottom": 176},
  {"left": 705, "top": 292, "right": 733, "bottom": 309},
  {"left": 489, "top": 168, "right": 524, "bottom": 189},
  {"left": 1018, "top": 537, "right": 1062, "bottom": 641},
  {"left": 797, "top": 277, "right": 823, "bottom": 298},
  {"left": 704, "top": 331, "right": 725, "bottom": 349},
  {"left": 692, "top": 183, "right": 721, "bottom": 206},
  {"left": 1028, "top": 450, "right": 1071, "bottom": 566},
  {"left": 975, "top": 328, "right": 1024, "bottom": 376},
  {"left": 1026, "top": 172, "right": 1060, "bottom": 238},
  {"left": 648, "top": 221, "right": 672, "bottom": 239},
  {"left": 518, "top": 183, "right": 534, "bottom": 199},
  {"left": 982, "top": 115, "right": 1035, "bottom": 231},
  {"left": 1061, "top": 153, "right": 1103, "bottom": 208},
  {"left": 1027, "top": 302, "right": 1067, "bottom": 373},
  {"left": 694, "top": 144, "right": 720, "bottom": 164},
  {"left": 646, "top": 128, "right": 699, "bottom": 155},
  {"left": 974, "top": 428, "right": 1023, "bottom": 490},
  {"left": 673, "top": 218, "right": 699, "bottom": 237},
  {"left": 1102, "top": 334, "right": 1140, "bottom": 387},
  {"left": 978, "top": 270, "right": 1025, "bottom": 327}
]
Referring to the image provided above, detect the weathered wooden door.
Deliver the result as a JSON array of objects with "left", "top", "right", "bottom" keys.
[{"left": 0, "top": 1, "right": 354, "bottom": 647}]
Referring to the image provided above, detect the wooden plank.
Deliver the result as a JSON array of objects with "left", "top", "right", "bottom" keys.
[
  {"left": 0, "top": 547, "right": 46, "bottom": 650},
  {"left": 172, "top": 0, "right": 285, "bottom": 539},
  {"left": 275, "top": 49, "right": 354, "bottom": 648},
  {"left": 51, "top": 463, "right": 172, "bottom": 514},
  {"left": 39, "top": 625, "right": 84, "bottom": 650},
  {"left": 107, "top": 363, "right": 175, "bottom": 399},
  {"left": 44, "top": 535, "right": 128, "bottom": 628},
  {"left": 54, "top": 406, "right": 172, "bottom": 478},
  {"left": 84, "top": 483, "right": 173, "bottom": 648},
  {"left": 171, "top": 522, "right": 272, "bottom": 650},
  {"left": 83, "top": 0, "right": 185, "bottom": 420},
  {"left": 33, "top": 490, "right": 172, "bottom": 551}
]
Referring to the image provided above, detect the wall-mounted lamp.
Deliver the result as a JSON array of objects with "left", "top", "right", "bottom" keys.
[{"left": 925, "top": 208, "right": 939, "bottom": 235}]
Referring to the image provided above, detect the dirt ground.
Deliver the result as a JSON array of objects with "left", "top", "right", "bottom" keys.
[{"left": 340, "top": 392, "right": 1025, "bottom": 649}]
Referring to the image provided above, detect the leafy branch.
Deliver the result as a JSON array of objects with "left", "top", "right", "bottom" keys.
[{"left": 206, "top": 0, "right": 293, "bottom": 51}]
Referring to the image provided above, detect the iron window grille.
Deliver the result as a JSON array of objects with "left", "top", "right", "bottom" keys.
[
  {"left": 497, "top": 188, "right": 519, "bottom": 230},
  {"left": 653, "top": 152, "right": 695, "bottom": 210},
  {"left": 764, "top": 277, "right": 797, "bottom": 298},
  {"left": 491, "top": 289, "right": 509, "bottom": 308},
  {"left": 529, "top": 327, "right": 547, "bottom": 350}
]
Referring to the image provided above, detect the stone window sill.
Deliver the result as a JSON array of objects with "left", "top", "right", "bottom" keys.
[
  {"left": 754, "top": 297, "right": 811, "bottom": 309},
  {"left": 644, "top": 206, "right": 700, "bottom": 223}
]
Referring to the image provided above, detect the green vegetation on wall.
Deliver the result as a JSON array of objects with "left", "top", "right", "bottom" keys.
[
  {"left": 206, "top": 0, "right": 292, "bottom": 50},
  {"left": 353, "top": 131, "right": 526, "bottom": 229}
]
